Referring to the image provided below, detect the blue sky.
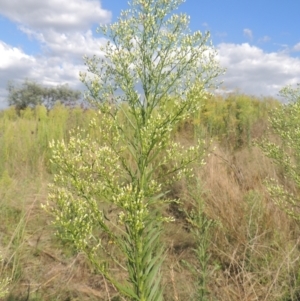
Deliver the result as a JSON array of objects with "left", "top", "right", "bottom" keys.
[
  {"left": 0, "top": 0, "right": 299, "bottom": 109},
  {"left": 102, "top": 0, "right": 300, "bottom": 55}
]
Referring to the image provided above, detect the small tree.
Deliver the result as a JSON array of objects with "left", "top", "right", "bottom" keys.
[
  {"left": 259, "top": 84, "right": 300, "bottom": 220},
  {"left": 7, "top": 80, "right": 82, "bottom": 111},
  {"left": 46, "top": 0, "right": 221, "bottom": 299}
]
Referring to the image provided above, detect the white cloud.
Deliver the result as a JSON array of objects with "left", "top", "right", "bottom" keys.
[
  {"left": 258, "top": 35, "right": 271, "bottom": 43},
  {"left": 0, "top": 40, "right": 86, "bottom": 108},
  {"left": 0, "top": 41, "right": 35, "bottom": 69},
  {"left": 0, "top": 0, "right": 110, "bottom": 60},
  {"left": 293, "top": 42, "right": 300, "bottom": 52},
  {"left": 0, "top": 0, "right": 111, "bottom": 32},
  {"left": 217, "top": 43, "right": 300, "bottom": 96},
  {"left": 38, "top": 29, "right": 106, "bottom": 61},
  {"left": 0, "top": 0, "right": 110, "bottom": 108},
  {"left": 243, "top": 28, "right": 253, "bottom": 40},
  {"left": 0, "top": 41, "right": 35, "bottom": 108},
  {"left": 1, "top": 40, "right": 300, "bottom": 109}
]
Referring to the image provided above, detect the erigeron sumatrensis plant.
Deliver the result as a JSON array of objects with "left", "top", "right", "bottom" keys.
[
  {"left": 259, "top": 84, "right": 300, "bottom": 221},
  {"left": 45, "top": 0, "right": 222, "bottom": 299}
]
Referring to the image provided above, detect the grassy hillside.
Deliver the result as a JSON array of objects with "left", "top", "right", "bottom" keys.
[{"left": 1, "top": 94, "right": 300, "bottom": 301}]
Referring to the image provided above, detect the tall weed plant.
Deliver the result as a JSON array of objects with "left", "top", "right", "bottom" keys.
[
  {"left": 259, "top": 84, "right": 300, "bottom": 220},
  {"left": 182, "top": 177, "right": 217, "bottom": 301},
  {"left": 45, "top": 0, "right": 222, "bottom": 300}
]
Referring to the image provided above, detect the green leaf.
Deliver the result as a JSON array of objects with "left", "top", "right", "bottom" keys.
[
  {"left": 144, "top": 250, "right": 165, "bottom": 289},
  {"left": 147, "top": 272, "right": 163, "bottom": 301}
]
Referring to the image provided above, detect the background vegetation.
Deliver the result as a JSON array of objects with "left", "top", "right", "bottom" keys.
[{"left": 1, "top": 93, "right": 300, "bottom": 301}]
